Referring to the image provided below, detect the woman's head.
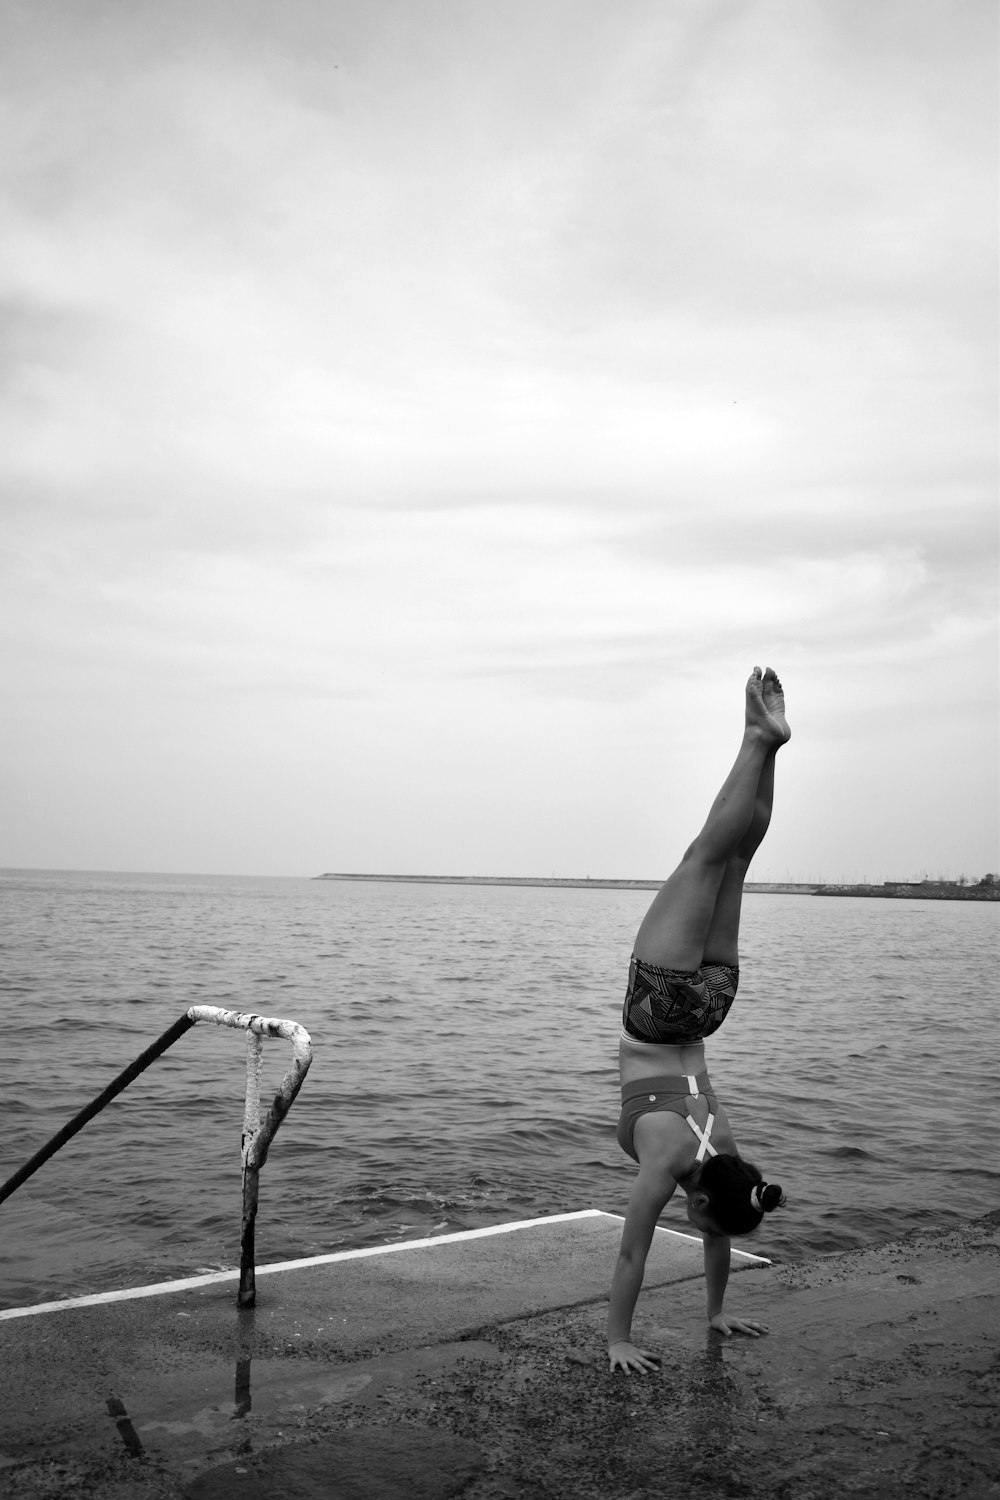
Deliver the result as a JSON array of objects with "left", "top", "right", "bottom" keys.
[{"left": 686, "top": 1153, "right": 785, "bottom": 1236}]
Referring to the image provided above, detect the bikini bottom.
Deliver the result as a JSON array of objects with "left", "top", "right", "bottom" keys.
[{"left": 621, "top": 955, "right": 739, "bottom": 1045}]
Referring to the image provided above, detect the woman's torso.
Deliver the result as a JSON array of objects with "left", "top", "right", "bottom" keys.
[
  {"left": 618, "top": 1031, "right": 708, "bottom": 1087},
  {"left": 619, "top": 1033, "right": 739, "bottom": 1171}
]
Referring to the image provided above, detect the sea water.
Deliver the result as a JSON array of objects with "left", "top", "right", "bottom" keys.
[{"left": 0, "top": 869, "right": 996, "bottom": 1310}]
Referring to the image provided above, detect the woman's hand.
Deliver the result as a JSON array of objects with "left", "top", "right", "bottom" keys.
[
  {"left": 708, "top": 1313, "right": 769, "bottom": 1338},
  {"left": 608, "top": 1340, "right": 662, "bottom": 1375}
]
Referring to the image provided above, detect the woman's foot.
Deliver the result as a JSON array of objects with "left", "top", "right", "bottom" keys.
[{"left": 746, "top": 666, "right": 791, "bottom": 745}]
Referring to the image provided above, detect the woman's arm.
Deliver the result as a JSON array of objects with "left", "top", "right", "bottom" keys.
[
  {"left": 703, "top": 1232, "right": 769, "bottom": 1337},
  {"left": 607, "top": 1167, "right": 673, "bottom": 1374},
  {"left": 703, "top": 1231, "right": 731, "bottom": 1321}
]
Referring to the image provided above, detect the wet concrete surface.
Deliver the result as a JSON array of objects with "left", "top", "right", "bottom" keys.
[{"left": 0, "top": 1210, "right": 997, "bottom": 1499}]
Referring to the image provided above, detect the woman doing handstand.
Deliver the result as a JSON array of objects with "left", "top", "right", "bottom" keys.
[{"left": 608, "top": 666, "right": 790, "bottom": 1376}]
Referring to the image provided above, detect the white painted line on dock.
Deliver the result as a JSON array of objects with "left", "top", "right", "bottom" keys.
[
  {"left": 600, "top": 1212, "right": 772, "bottom": 1264},
  {"left": 0, "top": 1209, "right": 609, "bottom": 1320},
  {"left": 0, "top": 1208, "right": 769, "bottom": 1321}
]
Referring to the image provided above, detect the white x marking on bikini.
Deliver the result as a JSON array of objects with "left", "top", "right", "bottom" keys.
[{"left": 684, "top": 1110, "right": 718, "bottom": 1162}]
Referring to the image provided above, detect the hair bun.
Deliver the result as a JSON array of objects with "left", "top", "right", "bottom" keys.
[{"left": 759, "top": 1182, "right": 784, "bottom": 1212}]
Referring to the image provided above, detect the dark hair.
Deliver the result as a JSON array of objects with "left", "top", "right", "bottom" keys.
[{"left": 698, "top": 1153, "right": 785, "bottom": 1235}]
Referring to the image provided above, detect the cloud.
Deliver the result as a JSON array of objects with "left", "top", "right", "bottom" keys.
[{"left": 0, "top": 0, "right": 995, "bottom": 875}]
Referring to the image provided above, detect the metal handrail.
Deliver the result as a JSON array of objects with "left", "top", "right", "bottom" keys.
[{"left": 0, "top": 1005, "right": 313, "bottom": 1307}]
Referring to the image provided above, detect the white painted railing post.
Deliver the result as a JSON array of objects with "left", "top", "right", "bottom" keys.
[{"left": 186, "top": 1007, "right": 313, "bottom": 1307}]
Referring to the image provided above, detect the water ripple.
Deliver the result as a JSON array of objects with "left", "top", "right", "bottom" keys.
[{"left": 0, "top": 871, "right": 996, "bottom": 1306}]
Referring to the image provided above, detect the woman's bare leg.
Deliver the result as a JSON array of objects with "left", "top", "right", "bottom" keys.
[
  {"left": 700, "top": 746, "right": 777, "bottom": 966},
  {"left": 633, "top": 668, "right": 789, "bottom": 971}
]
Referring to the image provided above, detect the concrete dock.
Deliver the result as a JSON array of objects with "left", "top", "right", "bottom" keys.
[{"left": 1, "top": 1208, "right": 997, "bottom": 1499}]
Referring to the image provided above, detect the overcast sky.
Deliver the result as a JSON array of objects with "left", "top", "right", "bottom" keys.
[{"left": 2, "top": 0, "right": 996, "bottom": 883}]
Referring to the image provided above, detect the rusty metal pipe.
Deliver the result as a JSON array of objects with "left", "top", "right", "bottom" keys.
[{"left": 239, "top": 1165, "right": 260, "bottom": 1307}]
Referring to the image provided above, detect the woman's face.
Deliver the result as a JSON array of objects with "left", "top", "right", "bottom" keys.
[{"left": 685, "top": 1196, "right": 725, "bottom": 1237}]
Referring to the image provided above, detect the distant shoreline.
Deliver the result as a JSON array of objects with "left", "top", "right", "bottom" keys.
[{"left": 316, "top": 873, "right": 999, "bottom": 901}]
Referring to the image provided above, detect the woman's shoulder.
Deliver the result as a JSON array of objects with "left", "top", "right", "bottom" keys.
[
  {"left": 632, "top": 1107, "right": 701, "bottom": 1173},
  {"left": 708, "top": 1100, "right": 738, "bottom": 1155},
  {"left": 642, "top": 1098, "right": 738, "bottom": 1169}
]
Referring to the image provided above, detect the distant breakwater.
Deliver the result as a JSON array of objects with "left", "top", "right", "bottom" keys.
[
  {"left": 316, "top": 874, "right": 999, "bottom": 900},
  {"left": 318, "top": 873, "right": 664, "bottom": 891},
  {"left": 805, "top": 880, "right": 999, "bottom": 902}
]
